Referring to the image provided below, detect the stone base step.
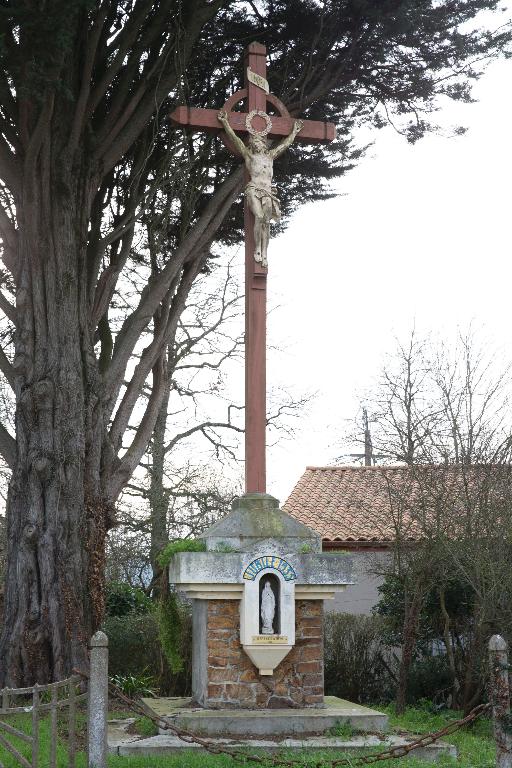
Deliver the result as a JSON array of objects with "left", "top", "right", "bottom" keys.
[
  {"left": 108, "top": 724, "right": 456, "bottom": 764},
  {"left": 141, "top": 695, "right": 388, "bottom": 737}
]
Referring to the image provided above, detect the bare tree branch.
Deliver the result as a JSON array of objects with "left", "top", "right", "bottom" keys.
[
  {"left": 103, "top": 166, "right": 243, "bottom": 409},
  {"left": 0, "top": 292, "right": 16, "bottom": 325},
  {"left": 109, "top": 252, "right": 205, "bottom": 448},
  {"left": 109, "top": 352, "right": 168, "bottom": 500},
  {"left": 164, "top": 420, "right": 243, "bottom": 454},
  {"left": 0, "top": 422, "right": 15, "bottom": 469},
  {"left": 0, "top": 346, "right": 14, "bottom": 391},
  {"left": 67, "top": 4, "right": 110, "bottom": 155}
]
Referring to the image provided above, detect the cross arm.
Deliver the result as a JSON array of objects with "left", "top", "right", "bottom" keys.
[{"left": 169, "top": 106, "right": 336, "bottom": 143}]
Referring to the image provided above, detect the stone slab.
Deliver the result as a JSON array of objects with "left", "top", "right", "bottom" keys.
[
  {"left": 107, "top": 718, "right": 139, "bottom": 752},
  {"left": 169, "top": 551, "right": 353, "bottom": 588},
  {"left": 141, "top": 695, "right": 389, "bottom": 737},
  {"left": 113, "top": 732, "right": 456, "bottom": 763}
]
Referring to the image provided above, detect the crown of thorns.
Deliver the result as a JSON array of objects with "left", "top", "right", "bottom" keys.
[{"left": 246, "top": 110, "right": 272, "bottom": 136}]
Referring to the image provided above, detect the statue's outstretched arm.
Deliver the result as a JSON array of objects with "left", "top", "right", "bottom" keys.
[
  {"left": 270, "top": 119, "right": 304, "bottom": 159},
  {"left": 218, "top": 110, "right": 249, "bottom": 158}
]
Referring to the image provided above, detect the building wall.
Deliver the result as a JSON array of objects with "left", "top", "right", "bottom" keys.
[{"left": 325, "top": 551, "right": 390, "bottom": 615}]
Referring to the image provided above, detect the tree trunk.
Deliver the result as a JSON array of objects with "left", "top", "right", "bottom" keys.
[
  {"left": 396, "top": 583, "right": 423, "bottom": 714},
  {"left": 148, "top": 376, "right": 172, "bottom": 596},
  {"left": 462, "top": 604, "right": 485, "bottom": 715},
  {"left": 439, "top": 585, "right": 461, "bottom": 709},
  {"left": 0, "top": 162, "right": 112, "bottom": 686}
]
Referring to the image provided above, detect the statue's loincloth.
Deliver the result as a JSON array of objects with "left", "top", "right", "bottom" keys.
[{"left": 245, "top": 183, "right": 281, "bottom": 220}]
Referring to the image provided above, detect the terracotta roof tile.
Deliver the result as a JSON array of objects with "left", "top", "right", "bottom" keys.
[
  {"left": 283, "top": 465, "right": 422, "bottom": 543},
  {"left": 283, "top": 464, "right": 512, "bottom": 543}
]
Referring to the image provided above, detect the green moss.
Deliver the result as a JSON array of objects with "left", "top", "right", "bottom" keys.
[
  {"left": 157, "top": 539, "right": 206, "bottom": 568},
  {"left": 213, "top": 541, "right": 238, "bottom": 553},
  {"left": 326, "top": 720, "right": 354, "bottom": 739},
  {"left": 131, "top": 716, "right": 159, "bottom": 737},
  {"left": 259, "top": 509, "right": 285, "bottom": 536}
]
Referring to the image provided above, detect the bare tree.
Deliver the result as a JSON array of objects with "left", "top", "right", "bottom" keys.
[
  {"left": 341, "top": 331, "right": 441, "bottom": 465},
  {"left": 359, "top": 330, "right": 512, "bottom": 712}
]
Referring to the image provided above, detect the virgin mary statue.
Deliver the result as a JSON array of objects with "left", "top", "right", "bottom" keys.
[{"left": 261, "top": 581, "right": 276, "bottom": 635}]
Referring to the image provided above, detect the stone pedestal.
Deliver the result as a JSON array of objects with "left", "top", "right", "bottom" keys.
[
  {"left": 169, "top": 494, "right": 353, "bottom": 710},
  {"left": 195, "top": 599, "right": 323, "bottom": 709}
]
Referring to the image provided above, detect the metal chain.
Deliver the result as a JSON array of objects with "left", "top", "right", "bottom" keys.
[{"left": 103, "top": 677, "right": 491, "bottom": 767}]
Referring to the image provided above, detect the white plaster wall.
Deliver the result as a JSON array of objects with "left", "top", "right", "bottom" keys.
[{"left": 325, "top": 551, "right": 390, "bottom": 616}]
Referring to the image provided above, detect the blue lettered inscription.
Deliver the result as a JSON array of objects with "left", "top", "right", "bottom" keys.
[{"left": 243, "top": 556, "right": 297, "bottom": 582}]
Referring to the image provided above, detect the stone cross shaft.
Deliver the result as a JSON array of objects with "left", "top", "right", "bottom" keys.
[{"left": 170, "top": 42, "right": 335, "bottom": 494}]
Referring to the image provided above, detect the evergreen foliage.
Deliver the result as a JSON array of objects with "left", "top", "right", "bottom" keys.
[
  {"left": 103, "top": 613, "right": 162, "bottom": 678},
  {"left": 105, "top": 581, "right": 152, "bottom": 617},
  {"left": 155, "top": 539, "right": 203, "bottom": 673},
  {"left": 375, "top": 574, "right": 474, "bottom": 650},
  {"left": 155, "top": 591, "right": 190, "bottom": 674}
]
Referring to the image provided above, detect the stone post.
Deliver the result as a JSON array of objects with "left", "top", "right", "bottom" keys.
[
  {"left": 489, "top": 634, "right": 512, "bottom": 768},
  {"left": 88, "top": 630, "right": 108, "bottom": 768}
]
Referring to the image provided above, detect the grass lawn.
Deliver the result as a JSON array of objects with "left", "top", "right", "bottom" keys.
[{"left": 0, "top": 705, "right": 496, "bottom": 767}]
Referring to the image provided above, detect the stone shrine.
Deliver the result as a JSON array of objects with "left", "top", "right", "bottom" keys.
[
  {"left": 168, "top": 38, "right": 353, "bottom": 719},
  {"left": 169, "top": 493, "right": 352, "bottom": 709}
]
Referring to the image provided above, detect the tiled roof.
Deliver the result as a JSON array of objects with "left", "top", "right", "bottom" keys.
[
  {"left": 282, "top": 465, "right": 422, "bottom": 543},
  {"left": 283, "top": 464, "right": 512, "bottom": 545}
]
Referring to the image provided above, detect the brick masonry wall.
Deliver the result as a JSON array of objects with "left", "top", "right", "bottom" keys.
[{"left": 204, "top": 599, "right": 324, "bottom": 709}]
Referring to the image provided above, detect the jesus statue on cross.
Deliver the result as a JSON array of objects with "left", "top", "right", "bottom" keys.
[
  {"left": 218, "top": 109, "right": 304, "bottom": 267},
  {"left": 170, "top": 41, "right": 335, "bottom": 494}
]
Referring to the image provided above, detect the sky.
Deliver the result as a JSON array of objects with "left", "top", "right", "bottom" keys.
[{"left": 261, "top": 55, "right": 512, "bottom": 504}]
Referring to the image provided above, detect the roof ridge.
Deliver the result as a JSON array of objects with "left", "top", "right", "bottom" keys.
[{"left": 305, "top": 464, "right": 406, "bottom": 471}]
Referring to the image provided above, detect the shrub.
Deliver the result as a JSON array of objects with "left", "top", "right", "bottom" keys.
[
  {"left": 158, "top": 538, "right": 206, "bottom": 568},
  {"left": 155, "top": 592, "right": 190, "bottom": 674},
  {"left": 103, "top": 614, "right": 161, "bottom": 678},
  {"left": 324, "top": 613, "right": 395, "bottom": 704},
  {"left": 406, "top": 655, "right": 453, "bottom": 707},
  {"left": 102, "top": 608, "right": 192, "bottom": 697},
  {"left": 157, "top": 601, "right": 193, "bottom": 697},
  {"left": 105, "top": 581, "right": 152, "bottom": 617}
]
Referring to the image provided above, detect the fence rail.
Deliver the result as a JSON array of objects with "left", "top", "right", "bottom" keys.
[
  {"left": 0, "top": 632, "right": 108, "bottom": 768},
  {"left": 0, "top": 674, "right": 87, "bottom": 768}
]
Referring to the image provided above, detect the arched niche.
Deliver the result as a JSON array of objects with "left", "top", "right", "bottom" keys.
[{"left": 258, "top": 572, "right": 280, "bottom": 635}]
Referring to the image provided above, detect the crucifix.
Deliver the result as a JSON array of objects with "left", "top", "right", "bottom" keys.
[{"left": 170, "top": 42, "right": 335, "bottom": 495}]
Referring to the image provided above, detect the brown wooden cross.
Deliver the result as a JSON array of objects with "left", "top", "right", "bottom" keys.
[{"left": 170, "top": 42, "right": 336, "bottom": 495}]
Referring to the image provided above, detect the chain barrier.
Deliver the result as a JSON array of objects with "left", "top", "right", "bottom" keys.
[{"left": 94, "top": 672, "right": 490, "bottom": 767}]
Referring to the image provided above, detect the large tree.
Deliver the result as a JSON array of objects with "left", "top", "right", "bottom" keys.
[{"left": 0, "top": 0, "right": 510, "bottom": 685}]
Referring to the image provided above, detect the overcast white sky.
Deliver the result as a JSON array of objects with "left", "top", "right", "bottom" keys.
[{"left": 261, "top": 55, "right": 512, "bottom": 504}]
